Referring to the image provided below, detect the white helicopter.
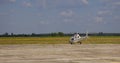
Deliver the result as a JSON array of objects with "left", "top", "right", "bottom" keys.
[{"left": 69, "top": 32, "right": 88, "bottom": 44}]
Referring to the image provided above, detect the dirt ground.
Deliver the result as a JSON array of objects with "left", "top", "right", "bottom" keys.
[{"left": 0, "top": 44, "right": 120, "bottom": 63}]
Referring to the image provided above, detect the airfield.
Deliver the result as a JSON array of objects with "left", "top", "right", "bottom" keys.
[{"left": 0, "top": 44, "right": 120, "bottom": 63}]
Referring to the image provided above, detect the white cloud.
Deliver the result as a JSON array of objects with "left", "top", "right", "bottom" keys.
[
  {"left": 98, "top": 10, "right": 112, "bottom": 16},
  {"left": 9, "top": 0, "right": 16, "bottom": 3},
  {"left": 60, "top": 10, "right": 74, "bottom": 17},
  {"left": 81, "top": 0, "right": 89, "bottom": 5},
  {"left": 95, "top": 16, "right": 104, "bottom": 23},
  {"left": 113, "top": 2, "right": 120, "bottom": 5},
  {"left": 35, "top": 0, "right": 89, "bottom": 9},
  {"left": 63, "top": 19, "right": 73, "bottom": 23},
  {"left": 114, "top": 16, "right": 119, "bottom": 19},
  {"left": 39, "top": 21, "right": 49, "bottom": 25},
  {"left": 101, "top": 0, "right": 120, "bottom": 9},
  {"left": 23, "top": 1, "right": 32, "bottom": 7},
  {"left": 36, "top": 0, "right": 47, "bottom": 9},
  {"left": 42, "top": 0, "right": 47, "bottom": 9}
]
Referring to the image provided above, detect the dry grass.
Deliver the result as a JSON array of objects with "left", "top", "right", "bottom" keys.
[
  {"left": 0, "top": 37, "right": 69, "bottom": 44},
  {"left": 84, "top": 36, "right": 120, "bottom": 44},
  {"left": 0, "top": 36, "right": 120, "bottom": 44}
]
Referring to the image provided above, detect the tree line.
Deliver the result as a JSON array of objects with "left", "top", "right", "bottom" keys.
[{"left": 0, "top": 32, "right": 120, "bottom": 37}]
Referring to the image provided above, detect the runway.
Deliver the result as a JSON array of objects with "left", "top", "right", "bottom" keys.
[{"left": 0, "top": 44, "right": 120, "bottom": 63}]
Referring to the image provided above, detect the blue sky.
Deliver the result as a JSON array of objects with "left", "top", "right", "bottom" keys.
[{"left": 0, "top": 0, "right": 120, "bottom": 34}]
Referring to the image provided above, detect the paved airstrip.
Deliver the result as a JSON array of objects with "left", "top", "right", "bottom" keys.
[{"left": 0, "top": 44, "right": 120, "bottom": 63}]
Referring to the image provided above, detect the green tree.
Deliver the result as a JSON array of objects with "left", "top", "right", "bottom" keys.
[{"left": 58, "top": 32, "right": 64, "bottom": 36}]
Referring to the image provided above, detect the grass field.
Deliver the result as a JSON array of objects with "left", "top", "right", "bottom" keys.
[{"left": 0, "top": 36, "right": 120, "bottom": 44}]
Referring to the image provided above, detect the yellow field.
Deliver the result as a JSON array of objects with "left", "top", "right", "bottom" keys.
[
  {"left": 85, "top": 36, "right": 120, "bottom": 44},
  {"left": 0, "top": 36, "right": 120, "bottom": 44}
]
